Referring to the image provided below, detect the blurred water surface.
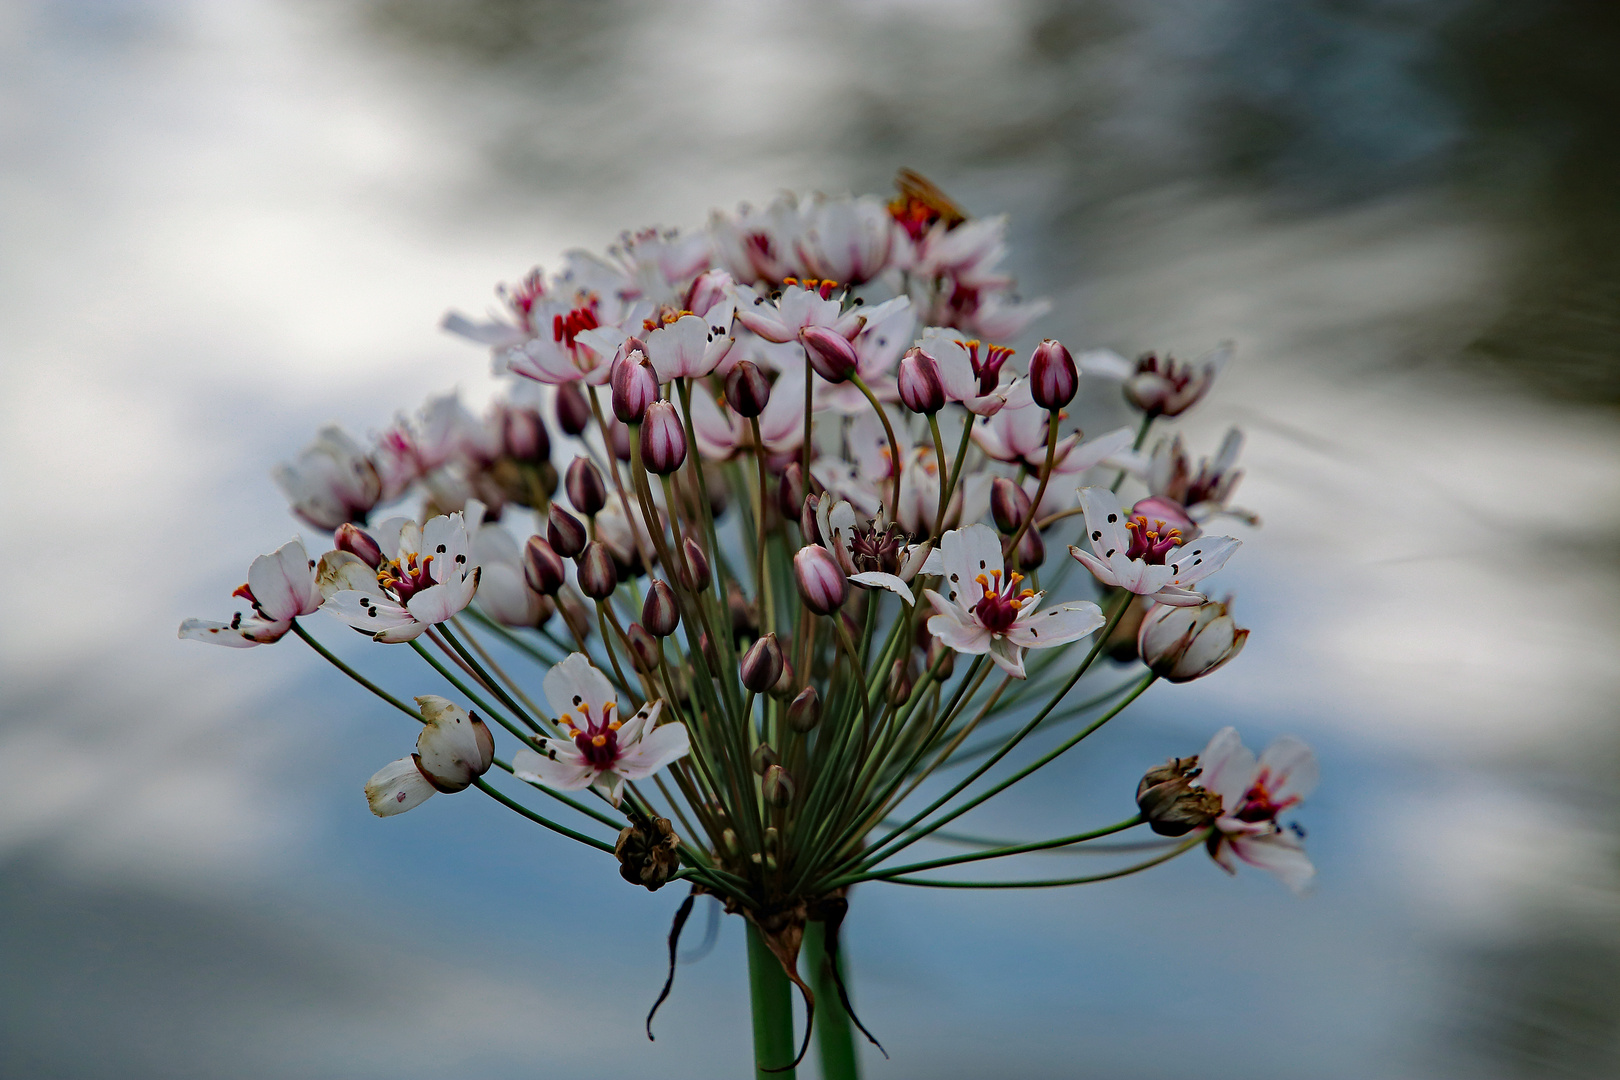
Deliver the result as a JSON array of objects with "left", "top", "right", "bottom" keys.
[{"left": 2, "top": 1, "right": 1618, "bottom": 1077}]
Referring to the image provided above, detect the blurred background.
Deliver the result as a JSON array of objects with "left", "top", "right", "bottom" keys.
[{"left": 2, "top": 0, "right": 1618, "bottom": 1076}]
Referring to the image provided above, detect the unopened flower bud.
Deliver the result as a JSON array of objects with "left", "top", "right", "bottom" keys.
[
  {"left": 741, "top": 632, "right": 784, "bottom": 693},
  {"left": 576, "top": 541, "right": 618, "bottom": 600},
  {"left": 685, "top": 268, "right": 730, "bottom": 317},
  {"left": 751, "top": 742, "right": 779, "bottom": 775},
  {"left": 641, "top": 400, "right": 687, "bottom": 474},
  {"left": 502, "top": 405, "right": 550, "bottom": 463},
  {"left": 522, "top": 536, "right": 566, "bottom": 596},
  {"left": 547, "top": 504, "right": 587, "bottom": 558},
  {"left": 721, "top": 827, "right": 740, "bottom": 857},
  {"left": 887, "top": 656, "right": 914, "bottom": 707},
  {"left": 787, "top": 685, "right": 821, "bottom": 732},
  {"left": 728, "top": 581, "right": 759, "bottom": 641},
  {"left": 762, "top": 764, "right": 796, "bottom": 807},
  {"left": 334, "top": 522, "right": 383, "bottom": 568},
  {"left": 611, "top": 350, "right": 659, "bottom": 423},
  {"left": 566, "top": 456, "right": 607, "bottom": 516},
  {"left": 626, "top": 621, "right": 661, "bottom": 670},
  {"left": 1028, "top": 338, "right": 1078, "bottom": 410},
  {"left": 990, "top": 477, "right": 1032, "bottom": 534},
  {"left": 1138, "top": 599, "right": 1249, "bottom": 682},
  {"left": 615, "top": 814, "right": 680, "bottom": 891},
  {"left": 555, "top": 381, "right": 591, "bottom": 436},
  {"left": 794, "top": 545, "right": 847, "bottom": 615},
  {"left": 607, "top": 416, "right": 633, "bottom": 462},
  {"left": 412, "top": 695, "right": 495, "bottom": 792},
  {"left": 698, "top": 630, "right": 718, "bottom": 669},
  {"left": 642, "top": 579, "right": 680, "bottom": 637},
  {"left": 778, "top": 463, "right": 806, "bottom": 520},
  {"left": 724, "top": 360, "right": 771, "bottom": 418},
  {"left": 799, "top": 494, "right": 820, "bottom": 544},
  {"left": 1130, "top": 494, "right": 1196, "bottom": 534},
  {"left": 799, "top": 325, "right": 859, "bottom": 383},
  {"left": 897, "top": 348, "right": 946, "bottom": 413},
  {"left": 1013, "top": 527, "right": 1044, "bottom": 569},
  {"left": 680, "top": 537, "right": 711, "bottom": 592},
  {"left": 1136, "top": 756, "right": 1223, "bottom": 836},
  {"left": 926, "top": 634, "right": 956, "bottom": 680},
  {"left": 770, "top": 656, "right": 797, "bottom": 700}
]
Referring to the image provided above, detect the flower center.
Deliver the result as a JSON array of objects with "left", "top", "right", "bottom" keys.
[
  {"left": 850, "top": 523, "right": 908, "bottom": 575},
  {"left": 1125, "top": 515, "right": 1184, "bottom": 564},
  {"left": 553, "top": 302, "right": 600, "bottom": 354},
  {"left": 1136, "top": 353, "right": 1194, "bottom": 392},
  {"left": 972, "top": 569, "right": 1032, "bottom": 634},
  {"left": 1234, "top": 769, "right": 1301, "bottom": 824},
  {"left": 377, "top": 552, "right": 435, "bottom": 603},
  {"left": 498, "top": 268, "right": 546, "bottom": 332},
  {"left": 559, "top": 698, "right": 623, "bottom": 770},
  {"left": 963, "top": 339, "right": 1015, "bottom": 395},
  {"left": 780, "top": 276, "right": 841, "bottom": 300}
]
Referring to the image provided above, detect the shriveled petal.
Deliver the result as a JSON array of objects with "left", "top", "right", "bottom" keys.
[
  {"left": 543, "top": 653, "right": 618, "bottom": 725},
  {"left": 850, "top": 571, "right": 915, "bottom": 606},
  {"left": 511, "top": 746, "right": 596, "bottom": 791},
  {"left": 1230, "top": 831, "right": 1316, "bottom": 894},
  {"left": 364, "top": 757, "right": 437, "bottom": 817},
  {"left": 987, "top": 634, "right": 1027, "bottom": 678},
  {"left": 1199, "top": 726, "right": 1257, "bottom": 808},
  {"left": 1004, "top": 600, "right": 1104, "bottom": 650},
  {"left": 615, "top": 722, "right": 691, "bottom": 780},
  {"left": 414, "top": 695, "right": 493, "bottom": 791}
]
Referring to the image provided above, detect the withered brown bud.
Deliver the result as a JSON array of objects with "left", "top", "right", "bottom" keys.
[
  {"left": 762, "top": 764, "right": 796, "bottom": 807},
  {"left": 680, "top": 537, "right": 711, "bottom": 592},
  {"left": 724, "top": 360, "right": 772, "bottom": 418},
  {"left": 751, "top": 742, "right": 779, "bottom": 775},
  {"left": 615, "top": 815, "right": 681, "bottom": 891},
  {"left": 522, "top": 536, "right": 566, "bottom": 596},
  {"left": 554, "top": 381, "right": 591, "bottom": 436},
  {"left": 741, "top": 632, "right": 784, "bottom": 694},
  {"left": 576, "top": 541, "right": 618, "bottom": 600},
  {"left": 547, "top": 504, "right": 587, "bottom": 559},
  {"left": 566, "top": 456, "right": 607, "bottom": 516},
  {"left": 642, "top": 579, "right": 680, "bottom": 637},
  {"left": 1136, "top": 756, "right": 1223, "bottom": 837},
  {"left": 787, "top": 685, "right": 821, "bottom": 732},
  {"left": 626, "top": 621, "right": 660, "bottom": 670},
  {"left": 778, "top": 463, "right": 806, "bottom": 521}
]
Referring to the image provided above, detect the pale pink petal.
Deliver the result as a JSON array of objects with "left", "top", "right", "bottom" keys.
[
  {"left": 1257, "top": 736, "right": 1319, "bottom": 804},
  {"left": 511, "top": 746, "right": 597, "bottom": 791},
  {"left": 1004, "top": 600, "right": 1104, "bottom": 650},
  {"left": 987, "top": 634, "right": 1027, "bottom": 678},
  {"left": 615, "top": 722, "right": 691, "bottom": 779},
  {"left": 365, "top": 757, "right": 437, "bottom": 817},
  {"left": 1077, "top": 487, "right": 1130, "bottom": 559},
  {"left": 403, "top": 567, "right": 478, "bottom": 627},
  {"left": 1166, "top": 535, "right": 1241, "bottom": 588},
  {"left": 248, "top": 540, "right": 320, "bottom": 621},
  {"left": 178, "top": 618, "right": 272, "bottom": 648},
  {"left": 1052, "top": 426, "right": 1137, "bottom": 476},
  {"left": 615, "top": 699, "right": 662, "bottom": 747},
  {"left": 1199, "top": 727, "right": 1256, "bottom": 808},
  {"left": 850, "top": 571, "right": 915, "bottom": 606},
  {"left": 543, "top": 653, "right": 618, "bottom": 725},
  {"left": 323, "top": 590, "right": 415, "bottom": 636},
  {"left": 1230, "top": 831, "right": 1316, "bottom": 894},
  {"left": 1067, "top": 546, "right": 1121, "bottom": 588}
]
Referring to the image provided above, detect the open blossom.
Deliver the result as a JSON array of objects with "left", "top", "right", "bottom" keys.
[
  {"left": 180, "top": 539, "right": 322, "bottom": 647},
  {"left": 1198, "top": 727, "right": 1317, "bottom": 893},
  {"left": 730, "top": 279, "right": 863, "bottom": 344},
  {"left": 365, "top": 695, "right": 496, "bottom": 816},
  {"left": 273, "top": 426, "right": 382, "bottom": 531},
  {"left": 972, "top": 382, "right": 1136, "bottom": 473},
  {"left": 1068, "top": 487, "right": 1239, "bottom": 606},
  {"left": 465, "top": 504, "right": 549, "bottom": 628},
  {"left": 811, "top": 496, "right": 931, "bottom": 606},
  {"left": 322, "top": 512, "right": 481, "bottom": 643},
  {"left": 689, "top": 367, "right": 807, "bottom": 460},
  {"left": 1144, "top": 428, "right": 1257, "bottom": 525},
  {"left": 923, "top": 524, "right": 1105, "bottom": 678},
  {"left": 708, "top": 195, "right": 805, "bottom": 285},
  {"left": 815, "top": 297, "right": 916, "bottom": 413},
  {"left": 511, "top": 654, "right": 689, "bottom": 804},
  {"left": 795, "top": 194, "right": 897, "bottom": 286},
  {"left": 914, "top": 327, "right": 1016, "bottom": 416},
  {"left": 1125, "top": 343, "right": 1232, "bottom": 417}
]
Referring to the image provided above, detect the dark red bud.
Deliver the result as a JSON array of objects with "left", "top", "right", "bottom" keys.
[
  {"left": 642, "top": 579, "right": 680, "bottom": 637},
  {"left": 751, "top": 742, "right": 779, "bottom": 775},
  {"left": 990, "top": 477, "right": 1032, "bottom": 534},
  {"left": 740, "top": 632, "right": 784, "bottom": 694},
  {"left": 762, "top": 764, "right": 795, "bottom": 806},
  {"left": 680, "top": 537, "right": 711, "bottom": 592},
  {"left": 724, "top": 360, "right": 771, "bottom": 418},
  {"left": 626, "top": 622, "right": 661, "bottom": 670},
  {"left": 1029, "top": 338, "right": 1078, "bottom": 410},
  {"left": 522, "top": 536, "right": 566, "bottom": 596},
  {"left": 611, "top": 351, "right": 659, "bottom": 424},
  {"left": 778, "top": 463, "right": 806, "bottom": 520},
  {"left": 547, "top": 504, "right": 587, "bottom": 558},
  {"left": 565, "top": 456, "right": 607, "bottom": 516},
  {"left": 640, "top": 400, "right": 687, "bottom": 474},
  {"left": 334, "top": 523, "right": 383, "bottom": 568},
  {"left": 555, "top": 381, "right": 591, "bottom": 436},
  {"left": 576, "top": 541, "right": 618, "bottom": 600},
  {"left": 897, "top": 348, "right": 946, "bottom": 413},
  {"left": 502, "top": 406, "right": 550, "bottom": 463},
  {"left": 787, "top": 685, "right": 821, "bottom": 732},
  {"left": 799, "top": 325, "right": 859, "bottom": 382}
]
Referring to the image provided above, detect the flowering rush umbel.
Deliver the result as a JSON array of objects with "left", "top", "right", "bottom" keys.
[{"left": 184, "top": 171, "right": 1310, "bottom": 1078}]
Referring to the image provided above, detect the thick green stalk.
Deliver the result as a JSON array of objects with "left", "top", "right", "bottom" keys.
[
  {"left": 748, "top": 923, "right": 796, "bottom": 1079},
  {"left": 803, "top": 920, "right": 860, "bottom": 1080}
]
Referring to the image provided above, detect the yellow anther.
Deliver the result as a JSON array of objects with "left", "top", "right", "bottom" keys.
[
  {"left": 591, "top": 734, "right": 607, "bottom": 747},
  {"left": 1019, "top": 589, "right": 1035, "bottom": 600},
  {"left": 974, "top": 573, "right": 990, "bottom": 587},
  {"left": 607, "top": 720, "right": 622, "bottom": 731}
]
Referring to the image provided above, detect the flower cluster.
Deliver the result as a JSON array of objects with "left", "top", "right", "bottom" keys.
[{"left": 184, "top": 171, "right": 1312, "bottom": 1068}]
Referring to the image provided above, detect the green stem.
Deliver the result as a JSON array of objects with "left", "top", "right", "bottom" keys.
[
  {"left": 748, "top": 922, "right": 796, "bottom": 1078},
  {"left": 803, "top": 920, "right": 860, "bottom": 1080}
]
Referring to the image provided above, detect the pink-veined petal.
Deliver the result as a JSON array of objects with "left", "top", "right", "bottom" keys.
[
  {"left": 1257, "top": 735, "right": 1319, "bottom": 805},
  {"left": 1067, "top": 545, "right": 1121, "bottom": 588},
  {"left": 543, "top": 653, "right": 618, "bottom": 726},
  {"left": 615, "top": 722, "right": 691, "bottom": 780},
  {"left": 248, "top": 540, "right": 320, "bottom": 621},
  {"left": 1166, "top": 535, "right": 1241, "bottom": 587},
  {"left": 1230, "top": 831, "right": 1316, "bottom": 894},
  {"left": 512, "top": 746, "right": 597, "bottom": 791}
]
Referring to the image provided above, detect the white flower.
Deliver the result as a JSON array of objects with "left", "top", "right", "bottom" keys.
[
  {"left": 497, "top": 297, "right": 625, "bottom": 386},
  {"left": 814, "top": 297, "right": 916, "bottom": 413},
  {"left": 644, "top": 302, "right": 737, "bottom": 382},
  {"left": 708, "top": 195, "right": 805, "bottom": 284},
  {"left": 689, "top": 367, "right": 807, "bottom": 460},
  {"left": 179, "top": 539, "right": 322, "bottom": 647},
  {"left": 322, "top": 512, "right": 481, "bottom": 643},
  {"left": 467, "top": 509, "right": 548, "bottom": 628},
  {"left": 972, "top": 383, "right": 1136, "bottom": 471},
  {"left": 365, "top": 695, "right": 496, "bottom": 816},
  {"left": 729, "top": 280, "right": 864, "bottom": 344},
  {"left": 1198, "top": 726, "right": 1317, "bottom": 894},
  {"left": 794, "top": 194, "right": 897, "bottom": 285},
  {"left": 272, "top": 426, "right": 381, "bottom": 531},
  {"left": 812, "top": 496, "right": 932, "bottom": 606},
  {"left": 1067, "top": 487, "right": 1238, "bottom": 607},
  {"left": 917, "top": 326, "right": 1015, "bottom": 416},
  {"left": 511, "top": 654, "right": 689, "bottom": 804},
  {"left": 922, "top": 524, "right": 1105, "bottom": 678}
]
